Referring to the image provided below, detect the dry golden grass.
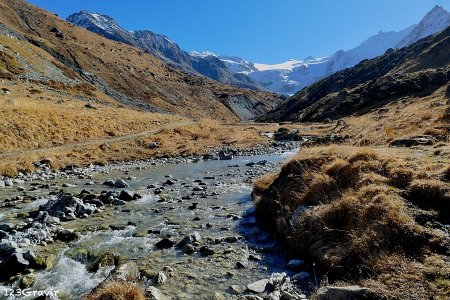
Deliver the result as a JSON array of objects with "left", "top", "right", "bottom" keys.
[
  {"left": 0, "top": 85, "right": 296, "bottom": 176},
  {"left": 327, "top": 86, "right": 449, "bottom": 146},
  {"left": 254, "top": 145, "right": 450, "bottom": 299},
  {"left": 84, "top": 282, "right": 145, "bottom": 300}
]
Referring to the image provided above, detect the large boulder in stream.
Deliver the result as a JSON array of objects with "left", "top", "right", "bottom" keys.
[
  {"left": 38, "top": 192, "right": 96, "bottom": 220},
  {"left": 0, "top": 252, "right": 30, "bottom": 280}
]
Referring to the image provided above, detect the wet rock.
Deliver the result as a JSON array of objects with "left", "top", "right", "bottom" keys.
[
  {"left": 102, "top": 180, "right": 115, "bottom": 187},
  {"left": 155, "top": 238, "right": 175, "bottom": 249},
  {"left": 56, "top": 229, "right": 78, "bottom": 242},
  {"left": 0, "top": 240, "right": 18, "bottom": 256},
  {"left": 291, "top": 272, "right": 312, "bottom": 290},
  {"left": 146, "top": 286, "right": 165, "bottom": 300},
  {"left": 114, "top": 179, "right": 129, "bottom": 188},
  {"left": 247, "top": 279, "right": 269, "bottom": 293},
  {"left": 163, "top": 179, "right": 176, "bottom": 186},
  {"left": 39, "top": 192, "right": 81, "bottom": 218},
  {"left": 32, "top": 255, "right": 53, "bottom": 270},
  {"left": 112, "top": 262, "right": 139, "bottom": 281},
  {"left": 236, "top": 261, "right": 248, "bottom": 269},
  {"left": 153, "top": 271, "right": 168, "bottom": 284},
  {"left": 118, "top": 190, "right": 135, "bottom": 201},
  {"left": 228, "top": 284, "right": 245, "bottom": 295},
  {"left": 287, "top": 259, "right": 305, "bottom": 271},
  {"left": 199, "top": 246, "right": 215, "bottom": 256},
  {"left": 88, "top": 252, "right": 120, "bottom": 272},
  {"left": 188, "top": 203, "right": 198, "bottom": 210},
  {"left": 224, "top": 236, "right": 239, "bottom": 243},
  {"left": 182, "top": 244, "right": 196, "bottom": 255},
  {"left": 76, "top": 202, "right": 96, "bottom": 216},
  {"left": 62, "top": 183, "right": 77, "bottom": 188},
  {"left": 316, "top": 285, "right": 373, "bottom": 300},
  {"left": 0, "top": 223, "right": 14, "bottom": 232},
  {"left": 0, "top": 230, "right": 7, "bottom": 239},
  {"left": 109, "top": 224, "right": 127, "bottom": 231},
  {"left": 112, "top": 199, "right": 126, "bottom": 206},
  {"left": 0, "top": 252, "right": 29, "bottom": 280},
  {"left": 177, "top": 232, "right": 202, "bottom": 248},
  {"left": 19, "top": 273, "right": 36, "bottom": 289},
  {"left": 248, "top": 254, "right": 262, "bottom": 262}
]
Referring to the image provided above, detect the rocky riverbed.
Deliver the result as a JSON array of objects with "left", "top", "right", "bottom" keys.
[{"left": 0, "top": 142, "right": 315, "bottom": 300}]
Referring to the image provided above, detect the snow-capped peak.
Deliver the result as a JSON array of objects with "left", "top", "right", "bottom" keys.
[
  {"left": 67, "top": 11, "right": 129, "bottom": 36},
  {"left": 396, "top": 5, "right": 450, "bottom": 48}
]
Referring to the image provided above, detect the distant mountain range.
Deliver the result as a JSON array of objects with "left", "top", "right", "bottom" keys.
[
  {"left": 67, "top": 6, "right": 450, "bottom": 95},
  {"left": 67, "top": 11, "right": 264, "bottom": 91},
  {"left": 195, "top": 5, "right": 450, "bottom": 95}
]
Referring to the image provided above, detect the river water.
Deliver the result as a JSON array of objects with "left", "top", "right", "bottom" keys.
[{"left": 0, "top": 150, "right": 304, "bottom": 299}]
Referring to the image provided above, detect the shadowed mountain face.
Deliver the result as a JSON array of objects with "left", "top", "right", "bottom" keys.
[
  {"left": 259, "top": 25, "right": 450, "bottom": 122},
  {"left": 67, "top": 11, "right": 264, "bottom": 91},
  {"left": 0, "top": 0, "right": 281, "bottom": 121}
]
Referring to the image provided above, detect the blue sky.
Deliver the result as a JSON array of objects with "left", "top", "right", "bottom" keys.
[{"left": 27, "top": 0, "right": 449, "bottom": 64}]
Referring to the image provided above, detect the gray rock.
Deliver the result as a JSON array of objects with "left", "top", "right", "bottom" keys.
[
  {"left": 177, "top": 231, "right": 202, "bottom": 248},
  {"left": 247, "top": 279, "right": 269, "bottom": 293},
  {"left": 153, "top": 271, "right": 168, "bottom": 284},
  {"left": 0, "top": 181, "right": 5, "bottom": 188},
  {"left": 0, "top": 240, "right": 18, "bottom": 256},
  {"left": 118, "top": 190, "right": 135, "bottom": 201},
  {"left": 236, "top": 261, "right": 248, "bottom": 269},
  {"left": 4, "top": 178, "right": 13, "bottom": 186},
  {"left": 102, "top": 180, "right": 115, "bottom": 187},
  {"left": 155, "top": 238, "right": 175, "bottom": 249},
  {"left": 114, "top": 179, "right": 128, "bottom": 188},
  {"left": 291, "top": 272, "right": 311, "bottom": 285},
  {"left": 316, "top": 285, "right": 373, "bottom": 300},
  {"left": 146, "top": 286, "right": 165, "bottom": 300},
  {"left": 76, "top": 202, "right": 96, "bottom": 216},
  {"left": 287, "top": 259, "right": 305, "bottom": 271},
  {"left": 112, "top": 199, "right": 127, "bottom": 206},
  {"left": 0, "top": 252, "right": 29, "bottom": 280},
  {"left": 228, "top": 284, "right": 244, "bottom": 295},
  {"left": 56, "top": 229, "right": 78, "bottom": 242},
  {"left": 0, "top": 223, "right": 14, "bottom": 232},
  {"left": 199, "top": 246, "right": 215, "bottom": 256},
  {"left": 182, "top": 244, "right": 196, "bottom": 255}
]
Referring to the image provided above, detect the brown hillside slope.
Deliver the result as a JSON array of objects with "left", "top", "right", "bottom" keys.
[
  {"left": 0, "top": 0, "right": 282, "bottom": 121},
  {"left": 259, "top": 26, "right": 450, "bottom": 122}
]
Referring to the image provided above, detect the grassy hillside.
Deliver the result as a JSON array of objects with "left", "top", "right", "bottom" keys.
[{"left": 0, "top": 0, "right": 282, "bottom": 122}]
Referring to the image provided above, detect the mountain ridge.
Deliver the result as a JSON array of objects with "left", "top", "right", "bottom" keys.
[
  {"left": 258, "top": 24, "right": 450, "bottom": 122},
  {"left": 0, "top": 0, "right": 281, "bottom": 121},
  {"left": 66, "top": 11, "right": 265, "bottom": 91}
]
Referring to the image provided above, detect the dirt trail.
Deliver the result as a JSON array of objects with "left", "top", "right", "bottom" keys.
[{"left": 0, "top": 121, "right": 195, "bottom": 158}]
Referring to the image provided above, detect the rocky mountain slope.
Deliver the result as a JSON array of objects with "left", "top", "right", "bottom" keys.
[
  {"left": 67, "top": 11, "right": 264, "bottom": 91},
  {"left": 259, "top": 24, "right": 450, "bottom": 122},
  {"left": 0, "top": 0, "right": 282, "bottom": 121}
]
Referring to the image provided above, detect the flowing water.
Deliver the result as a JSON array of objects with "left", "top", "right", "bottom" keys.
[{"left": 0, "top": 150, "right": 302, "bottom": 299}]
